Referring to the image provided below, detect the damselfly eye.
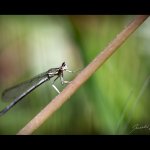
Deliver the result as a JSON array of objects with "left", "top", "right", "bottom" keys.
[{"left": 62, "top": 62, "right": 66, "bottom": 67}]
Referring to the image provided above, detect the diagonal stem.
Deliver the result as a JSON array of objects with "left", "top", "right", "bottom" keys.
[{"left": 17, "top": 15, "right": 149, "bottom": 135}]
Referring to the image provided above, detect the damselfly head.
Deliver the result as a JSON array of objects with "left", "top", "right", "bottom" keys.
[{"left": 61, "top": 62, "right": 68, "bottom": 71}]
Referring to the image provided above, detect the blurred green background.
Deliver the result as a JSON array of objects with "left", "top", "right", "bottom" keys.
[{"left": 0, "top": 15, "right": 149, "bottom": 135}]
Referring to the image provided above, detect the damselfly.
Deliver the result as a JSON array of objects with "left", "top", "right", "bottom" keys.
[{"left": 0, "top": 62, "right": 73, "bottom": 116}]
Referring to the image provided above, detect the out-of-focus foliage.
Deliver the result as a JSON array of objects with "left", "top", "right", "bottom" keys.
[{"left": 0, "top": 15, "right": 149, "bottom": 135}]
